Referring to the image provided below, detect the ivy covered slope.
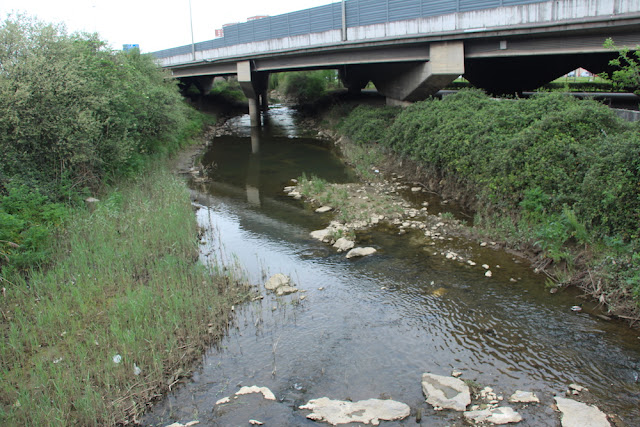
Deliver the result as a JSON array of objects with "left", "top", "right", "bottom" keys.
[
  {"left": 0, "top": 15, "right": 206, "bottom": 274},
  {"left": 337, "top": 90, "right": 640, "bottom": 317}
]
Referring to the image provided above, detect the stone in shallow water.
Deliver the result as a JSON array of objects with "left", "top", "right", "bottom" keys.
[
  {"left": 421, "top": 373, "right": 470, "bottom": 411},
  {"left": 554, "top": 397, "right": 610, "bottom": 427},
  {"left": 464, "top": 406, "right": 522, "bottom": 424},
  {"left": 333, "top": 237, "right": 355, "bottom": 253},
  {"left": 346, "top": 247, "right": 377, "bottom": 259},
  {"left": 235, "top": 385, "right": 276, "bottom": 401},
  {"left": 299, "top": 397, "right": 410, "bottom": 425},
  {"left": 508, "top": 390, "right": 539, "bottom": 403},
  {"left": 275, "top": 285, "right": 298, "bottom": 296},
  {"left": 264, "top": 274, "right": 290, "bottom": 290}
]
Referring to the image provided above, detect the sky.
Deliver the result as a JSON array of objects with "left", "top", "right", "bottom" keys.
[{"left": 1, "top": 0, "right": 336, "bottom": 53}]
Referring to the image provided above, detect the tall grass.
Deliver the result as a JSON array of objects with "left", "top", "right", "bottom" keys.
[{"left": 0, "top": 165, "right": 248, "bottom": 425}]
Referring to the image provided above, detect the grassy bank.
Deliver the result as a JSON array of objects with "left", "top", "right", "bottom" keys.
[
  {"left": 319, "top": 90, "right": 640, "bottom": 320},
  {"left": 0, "top": 164, "right": 248, "bottom": 425}
]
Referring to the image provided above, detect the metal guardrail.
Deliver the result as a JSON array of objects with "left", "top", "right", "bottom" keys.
[{"left": 152, "top": 0, "right": 545, "bottom": 59}]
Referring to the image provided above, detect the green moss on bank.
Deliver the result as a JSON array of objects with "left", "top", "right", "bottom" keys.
[{"left": 328, "top": 90, "right": 640, "bottom": 317}]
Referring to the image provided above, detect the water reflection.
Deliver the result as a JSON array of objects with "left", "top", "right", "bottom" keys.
[{"left": 246, "top": 127, "right": 261, "bottom": 206}]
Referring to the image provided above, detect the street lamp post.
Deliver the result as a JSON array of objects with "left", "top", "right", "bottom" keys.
[{"left": 189, "top": 0, "right": 196, "bottom": 61}]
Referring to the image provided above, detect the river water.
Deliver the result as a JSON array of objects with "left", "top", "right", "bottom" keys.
[{"left": 145, "top": 106, "right": 640, "bottom": 426}]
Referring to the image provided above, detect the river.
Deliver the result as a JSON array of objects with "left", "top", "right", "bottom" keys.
[{"left": 144, "top": 106, "right": 640, "bottom": 426}]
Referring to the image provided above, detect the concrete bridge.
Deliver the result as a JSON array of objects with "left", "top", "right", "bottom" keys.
[{"left": 153, "top": 0, "right": 640, "bottom": 126}]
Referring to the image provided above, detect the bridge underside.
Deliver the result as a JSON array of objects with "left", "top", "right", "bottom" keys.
[{"left": 171, "top": 27, "right": 639, "bottom": 125}]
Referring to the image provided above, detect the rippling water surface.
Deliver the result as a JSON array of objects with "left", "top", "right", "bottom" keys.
[{"left": 144, "top": 106, "right": 640, "bottom": 426}]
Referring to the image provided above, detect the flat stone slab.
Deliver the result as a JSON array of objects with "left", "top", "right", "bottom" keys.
[
  {"left": 464, "top": 406, "right": 522, "bottom": 424},
  {"left": 421, "top": 373, "right": 470, "bottom": 411},
  {"left": 265, "top": 273, "right": 291, "bottom": 290},
  {"left": 299, "top": 397, "right": 410, "bottom": 425},
  {"left": 235, "top": 385, "right": 276, "bottom": 401},
  {"left": 315, "top": 206, "right": 333, "bottom": 213},
  {"left": 275, "top": 285, "right": 298, "bottom": 296},
  {"left": 346, "top": 247, "right": 377, "bottom": 259},
  {"left": 509, "top": 390, "right": 539, "bottom": 403},
  {"left": 554, "top": 397, "right": 610, "bottom": 427}
]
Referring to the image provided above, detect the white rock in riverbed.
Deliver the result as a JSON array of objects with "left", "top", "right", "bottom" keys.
[
  {"left": 509, "top": 390, "right": 539, "bottom": 403},
  {"left": 554, "top": 397, "right": 610, "bottom": 427},
  {"left": 299, "top": 397, "right": 410, "bottom": 425},
  {"left": 235, "top": 385, "right": 276, "bottom": 401},
  {"left": 346, "top": 247, "right": 377, "bottom": 259},
  {"left": 464, "top": 406, "right": 522, "bottom": 424},
  {"left": 276, "top": 285, "right": 298, "bottom": 296},
  {"left": 333, "top": 237, "right": 355, "bottom": 253},
  {"left": 421, "top": 373, "right": 471, "bottom": 411},
  {"left": 310, "top": 228, "right": 334, "bottom": 243},
  {"left": 265, "top": 273, "right": 291, "bottom": 290},
  {"left": 315, "top": 206, "right": 333, "bottom": 213}
]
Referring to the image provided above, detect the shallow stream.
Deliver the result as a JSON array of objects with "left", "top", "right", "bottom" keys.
[{"left": 144, "top": 106, "right": 640, "bottom": 426}]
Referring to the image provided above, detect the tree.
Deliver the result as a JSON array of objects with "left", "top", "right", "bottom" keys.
[{"left": 603, "top": 37, "right": 640, "bottom": 95}]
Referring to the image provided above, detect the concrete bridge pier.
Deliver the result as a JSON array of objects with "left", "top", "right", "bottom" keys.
[
  {"left": 237, "top": 61, "right": 270, "bottom": 127},
  {"left": 373, "top": 41, "right": 464, "bottom": 105},
  {"left": 339, "top": 66, "right": 371, "bottom": 94}
]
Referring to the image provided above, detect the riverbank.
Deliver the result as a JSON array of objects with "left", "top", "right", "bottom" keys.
[
  {"left": 0, "top": 160, "right": 249, "bottom": 426},
  {"left": 298, "top": 90, "right": 640, "bottom": 325}
]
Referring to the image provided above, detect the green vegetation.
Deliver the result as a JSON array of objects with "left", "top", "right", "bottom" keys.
[
  {"left": 209, "top": 78, "right": 247, "bottom": 102},
  {"left": 297, "top": 174, "right": 402, "bottom": 224},
  {"left": 601, "top": 37, "right": 640, "bottom": 95},
  {"left": 0, "top": 166, "right": 248, "bottom": 425},
  {"left": 271, "top": 70, "right": 342, "bottom": 103},
  {"left": 0, "top": 14, "right": 209, "bottom": 275},
  {"left": 0, "top": 14, "right": 244, "bottom": 425},
  {"left": 332, "top": 90, "right": 640, "bottom": 315}
]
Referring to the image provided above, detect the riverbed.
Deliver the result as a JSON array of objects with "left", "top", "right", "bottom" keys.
[{"left": 144, "top": 106, "right": 640, "bottom": 426}]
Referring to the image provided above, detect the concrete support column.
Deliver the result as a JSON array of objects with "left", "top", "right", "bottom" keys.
[
  {"left": 237, "top": 61, "right": 270, "bottom": 127},
  {"left": 248, "top": 97, "right": 260, "bottom": 127},
  {"left": 339, "top": 65, "right": 370, "bottom": 94},
  {"left": 260, "top": 90, "right": 269, "bottom": 112},
  {"left": 373, "top": 41, "right": 465, "bottom": 103}
]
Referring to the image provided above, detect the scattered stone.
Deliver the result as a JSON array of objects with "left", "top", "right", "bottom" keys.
[
  {"left": 276, "top": 285, "right": 299, "bottom": 296},
  {"left": 299, "top": 397, "right": 410, "bottom": 425},
  {"left": 554, "top": 397, "right": 611, "bottom": 427},
  {"left": 310, "top": 229, "right": 333, "bottom": 242},
  {"left": 411, "top": 187, "right": 422, "bottom": 192},
  {"left": 249, "top": 420, "right": 264, "bottom": 425},
  {"left": 346, "top": 247, "right": 377, "bottom": 259},
  {"left": 452, "top": 371, "right": 463, "bottom": 378},
  {"left": 165, "top": 422, "right": 200, "bottom": 427},
  {"left": 468, "top": 260, "right": 477, "bottom": 266},
  {"left": 421, "top": 373, "right": 471, "bottom": 412},
  {"left": 235, "top": 385, "right": 276, "bottom": 401},
  {"left": 509, "top": 390, "right": 539, "bottom": 403},
  {"left": 568, "top": 384, "right": 587, "bottom": 393},
  {"left": 464, "top": 406, "right": 522, "bottom": 424},
  {"left": 485, "top": 270, "right": 493, "bottom": 277},
  {"left": 333, "top": 237, "right": 355, "bottom": 253},
  {"left": 480, "top": 242, "right": 488, "bottom": 247},
  {"left": 215, "top": 397, "right": 230, "bottom": 405},
  {"left": 265, "top": 274, "right": 291, "bottom": 290},
  {"left": 316, "top": 206, "right": 333, "bottom": 213},
  {"left": 482, "top": 264, "right": 490, "bottom": 269}
]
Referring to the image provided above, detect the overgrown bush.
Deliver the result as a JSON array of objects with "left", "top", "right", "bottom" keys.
[
  {"left": 275, "top": 70, "right": 341, "bottom": 103},
  {"left": 0, "top": 14, "right": 205, "bottom": 273},
  {"left": 335, "top": 89, "right": 639, "bottom": 281}
]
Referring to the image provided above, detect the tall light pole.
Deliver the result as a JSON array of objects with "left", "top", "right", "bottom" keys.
[
  {"left": 341, "top": 0, "right": 347, "bottom": 41},
  {"left": 189, "top": 0, "right": 196, "bottom": 61}
]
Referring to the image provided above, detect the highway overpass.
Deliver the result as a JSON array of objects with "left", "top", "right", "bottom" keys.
[{"left": 153, "top": 0, "right": 640, "bottom": 125}]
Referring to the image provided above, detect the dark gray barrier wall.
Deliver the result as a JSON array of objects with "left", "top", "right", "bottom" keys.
[{"left": 152, "top": 0, "right": 545, "bottom": 59}]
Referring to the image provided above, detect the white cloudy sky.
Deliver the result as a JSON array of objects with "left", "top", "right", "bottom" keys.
[{"left": 1, "top": 0, "right": 336, "bottom": 53}]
